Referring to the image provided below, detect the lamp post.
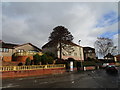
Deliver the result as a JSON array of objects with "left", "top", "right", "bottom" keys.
[{"left": 78, "top": 40, "right": 83, "bottom": 71}]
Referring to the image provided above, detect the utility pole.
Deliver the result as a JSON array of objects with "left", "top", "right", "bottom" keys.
[{"left": 78, "top": 40, "right": 83, "bottom": 71}]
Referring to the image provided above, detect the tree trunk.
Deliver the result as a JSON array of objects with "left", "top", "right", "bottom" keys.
[{"left": 60, "top": 41, "right": 62, "bottom": 60}]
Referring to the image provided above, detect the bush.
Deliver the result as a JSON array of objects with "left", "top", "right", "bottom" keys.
[
  {"left": 47, "top": 56, "right": 54, "bottom": 64},
  {"left": 33, "top": 54, "right": 41, "bottom": 65},
  {"left": 82, "top": 61, "right": 96, "bottom": 66},
  {"left": 30, "top": 60, "right": 34, "bottom": 65},
  {"left": 18, "top": 62, "right": 23, "bottom": 66},
  {"left": 41, "top": 54, "right": 47, "bottom": 65},
  {"left": 73, "top": 61, "right": 77, "bottom": 67},
  {"left": 55, "top": 59, "right": 66, "bottom": 64},
  {"left": 33, "top": 53, "right": 55, "bottom": 65},
  {"left": 45, "top": 52, "right": 56, "bottom": 59},
  {"left": 25, "top": 57, "right": 31, "bottom": 65}
]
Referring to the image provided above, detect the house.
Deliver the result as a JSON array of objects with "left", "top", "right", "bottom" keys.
[
  {"left": 114, "top": 54, "right": 120, "bottom": 62},
  {"left": 104, "top": 53, "right": 114, "bottom": 60},
  {"left": 0, "top": 40, "right": 42, "bottom": 62},
  {"left": 42, "top": 41, "right": 84, "bottom": 61},
  {"left": 103, "top": 53, "right": 115, "bottom": 63},
  {"left": 0, "top": 40, "right": 19, "bottom": 62},
  {"left": 83, "top": 47, "right": 96, "bottom": 61}
]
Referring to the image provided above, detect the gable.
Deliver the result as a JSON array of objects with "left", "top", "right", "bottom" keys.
[{"left": 14, "top": 43, "right": 41, "bottom": 52}]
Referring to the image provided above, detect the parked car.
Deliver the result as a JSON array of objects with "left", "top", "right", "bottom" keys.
[
  {"left": 102, "top": 63, "right": 109, "bottom": 69},
  {"left": 105, "top": 65, "right": 118, "bottom": 74}
]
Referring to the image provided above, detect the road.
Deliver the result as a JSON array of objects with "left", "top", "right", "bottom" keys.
[{"left": 2, "top": 67, "right": 120, "bottom": 88}]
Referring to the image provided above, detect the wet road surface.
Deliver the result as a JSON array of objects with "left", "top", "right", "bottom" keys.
[{"left": 2, "top": 67, "right": 120, "bottom": 88}]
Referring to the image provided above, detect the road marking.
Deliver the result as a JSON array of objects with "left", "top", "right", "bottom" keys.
[
  {"left": 2, "top": 84, "right": 20, "bottom": 88},
  {"left": 39, "top": 82, "right": 48, "bottom": 84},
  {"left": 72, "top": 81, "right": 74, "bottom": 83}
]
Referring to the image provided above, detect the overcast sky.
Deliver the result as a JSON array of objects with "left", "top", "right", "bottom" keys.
[{"left": 2, "top": 2, "right": 119, "bottom": 52}]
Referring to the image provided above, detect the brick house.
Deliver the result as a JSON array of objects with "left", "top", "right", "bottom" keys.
[
  {"left": 0, "top": 40, "right": 42, "bottom": 62},
  {"left": 0, "top": 40, "right": 18, "bottom": 62},
  {"left": 83, "top": 47, "right": 96, "bottom": 61},
  {"left": 42, "top": 41, "right": 84, "bottom": 61}
]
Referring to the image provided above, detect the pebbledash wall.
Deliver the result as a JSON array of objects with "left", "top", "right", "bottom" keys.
[{"left": 2, "top": 67, "right": 66, "bottom": 79}]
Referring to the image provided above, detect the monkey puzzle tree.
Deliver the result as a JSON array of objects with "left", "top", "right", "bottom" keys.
[
  {"left": 94, "top": 37, "right": 117, "bottom": 59},
  {"left": 49, "top": 26, "right": 74, "bottom": 60}
]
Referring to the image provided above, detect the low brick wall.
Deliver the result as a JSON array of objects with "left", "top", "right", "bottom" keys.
[
  {"left": 84, "top": 66, "right": 96, "bottom": 71},
  {"left": 2, "top": 68, "right": 66, "bottom": 79}
]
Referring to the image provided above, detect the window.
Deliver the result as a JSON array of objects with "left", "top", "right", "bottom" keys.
[
  {"left": 6, "top": 48, "right": 9, "bottom": 52},
  {"left": 88, "top": 50, "right": 92, "bottom": 53},
  {"left": 68, "top": 52, "right": 72, "bottom": 56},
  {"left": 28, "top": 50, "right": 38, "bottom": 52},
  {"left": 88, "top": 50, "right": 92, "bottom": 56},
  {"left": 89, "top": 53, "right": 92, "bottom": 56},
  {"left": 74, "top": 53, "right": 77, "bottom": 56},
  {"left": 18, "top": 49, "right": 24, "bottom": 52},
  {"left": 2, "top": 48, "right": 9, "bottom": 52}
]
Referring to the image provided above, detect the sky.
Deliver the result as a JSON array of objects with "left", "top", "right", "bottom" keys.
[{"left": 2, "top": 1, "right": 119, "bottom": 53}]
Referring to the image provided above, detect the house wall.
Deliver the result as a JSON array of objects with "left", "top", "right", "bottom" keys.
[
  {"left": 83, "top": 48, "right": 96, "bottom": 60},
  {"left": 1, "top": 44, "right": 41, "bottom": 62},
  {"left": 115, "top": 55, "right": 120, "bottom": 61},
  {"left": 85, "top": 53, "right": 96, "bottom": 60},
  {"left": 1, "top": 48, "right": 13, "bottom": 62},
  {"left": 15, "top": 56, "right": 33, "bottom": 62},
  {"left": 57, "top": 44, "right": 84, "bottom": 61},
  {"left": 13, "top": 44, "right": 42, "bottom": 62},
  {"left": 13, "top": 44, "right": 40, "bottom": 53},
  {"left": 43, "top": 43, "right": 84, "bottom": 61}
]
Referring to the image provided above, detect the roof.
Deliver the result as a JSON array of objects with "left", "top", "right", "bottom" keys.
[
  {"left": 0, "top": 41, "right": 19, "bottom": 49},
  {"left": 114, "top": 54, "right": 120, "bottom": 57},
  {"left": 83, "top": 47, "right": 95, "bottom": 52},
  {"left": 42, "top": 40, "right": 82, "bottom": 49},
  {"left": 104, "top": 53, "right": 114, "bottom": 58},
  {"left": 0, "top": 40, "right": 41, "bottom": 51},
  {"left": 14, "top": 43, "right": 42, "bottom": 51},
  {"left": 83, "top": 47, "right": 95, "bottom": 50}
]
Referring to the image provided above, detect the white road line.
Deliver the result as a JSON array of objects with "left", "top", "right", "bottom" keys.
[{"left": 2, "top": 84, "right": 19, "bottom": 88}]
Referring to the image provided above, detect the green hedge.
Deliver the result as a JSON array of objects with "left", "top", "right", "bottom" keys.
[{"left": 82, "top": 61, "right": 97, "bottom": 66}]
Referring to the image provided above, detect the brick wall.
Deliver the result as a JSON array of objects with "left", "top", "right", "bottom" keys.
[
  {"left": 84, "top": 66, "right": 96, "bottom": 71},
  {"left": 15, "top": 56, "right": 33, "bottom": 62},
  {"left": 1, "top": 56, "right": 12, "bottom": 62},
  {"left": 2, "top": 68, "right": 66, "bottom": 79}
]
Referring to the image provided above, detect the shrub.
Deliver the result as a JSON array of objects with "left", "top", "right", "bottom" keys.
[
  {"left": 18, "top": 62, "right": 23, "bottom": 66},
  {"left": 33, "top": 54, "right": 41, "bottom": 65},
  {"left": 47, "top": 56, "right": 54, "bottom": 64},
  {"left": 25, "top": 57, "right": 31, "bottom": 65},
  {"left": 82, "top": 61, "right": 96, "bottom": 66},
  {"left": 45, "top": 52, "right": 56, "bottom": 59},
  {"left": 41, "top": 54, "right": 47, "bottom": 65}
]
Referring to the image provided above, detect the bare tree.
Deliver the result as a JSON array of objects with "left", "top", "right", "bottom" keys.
[{"left": 94, "top": 37, "right": 117, "bottom": 58}]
